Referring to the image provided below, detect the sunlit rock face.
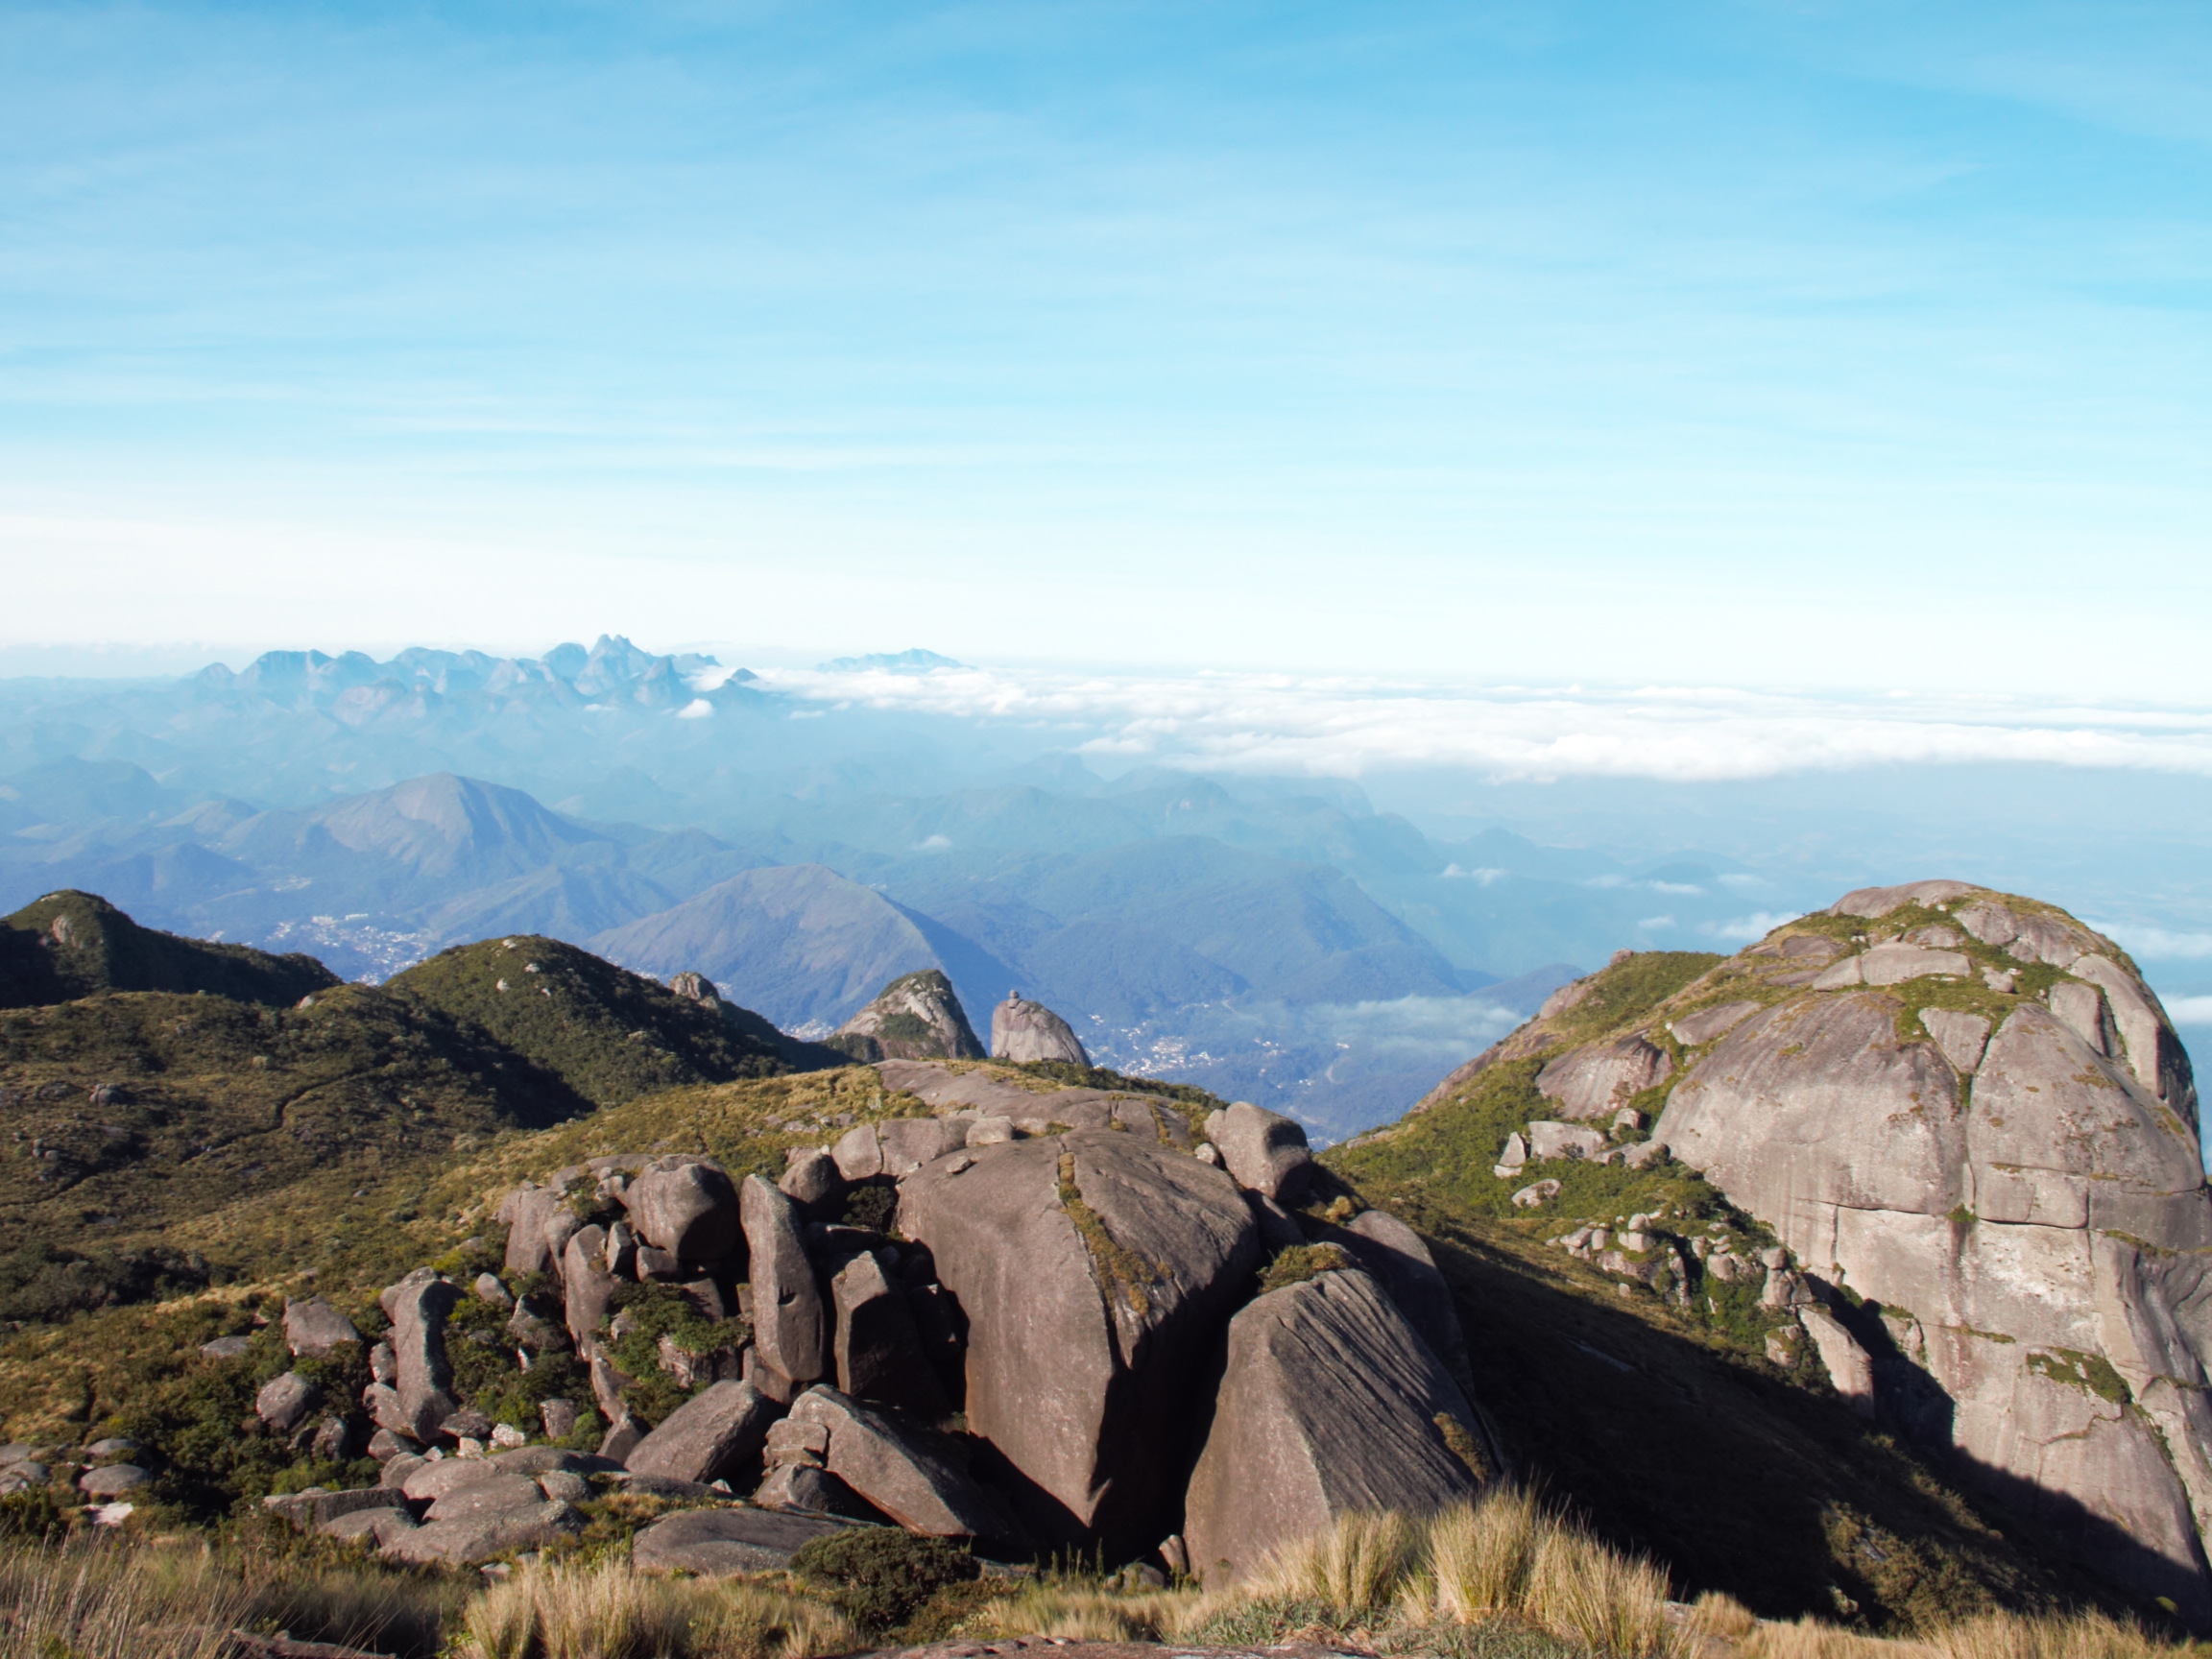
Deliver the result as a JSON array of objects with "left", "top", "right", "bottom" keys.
[{"left": 1651, "top": 882, "right": 2212, "bottom": 1623}]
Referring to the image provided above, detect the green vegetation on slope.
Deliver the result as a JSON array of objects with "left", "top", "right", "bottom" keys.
[
  {"left": 0, "top": 890, "right": 339, "bottom": 1011},
  {"left": 0, "top": 982, "right": 595, "bottom": 1318},
  {"left": 387, "top": 934, "right": 830, "bottom": 1107}
]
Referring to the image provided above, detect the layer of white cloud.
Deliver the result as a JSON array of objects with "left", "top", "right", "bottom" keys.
[
  {"left": 749, "top": 665, "right": 2212, "bottom": 784},
  {"left": 2164, "top": 996, "right": 2212, "bottom": 1024}
]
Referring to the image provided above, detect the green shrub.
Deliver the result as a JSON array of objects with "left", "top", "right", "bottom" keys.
[
  {"left": 788, "top": 1527, "right": 977, "bottom": 1635},
  {"left": 843, "top": 1183, "right": 897, "bottom": 1233},
  {"left": 1258, "top": 1243, "right": 1354, "bottom": 1295}
]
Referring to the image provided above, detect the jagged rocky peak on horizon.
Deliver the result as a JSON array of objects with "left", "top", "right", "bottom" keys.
[
  {"left": 185, "top": 634, "right": 754, "bottom": 721},
  {"left": 1414, "top": 876, "right": 2212, "bottom": 1624},
  {"left": 990, "top": 991, "right": 1091, "bottom": 1066},
  {"left": 828, "top": 970, "right": 986, "bottom": 1064}
]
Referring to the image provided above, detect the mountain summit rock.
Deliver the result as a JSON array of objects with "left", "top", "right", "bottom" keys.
[
  {"left": 1398, "top": 879, "right": 2212, "bottom": 1624},
  {"left": 828, "top": 970, "right": 985, "bottom": 1063},
  {"left": 989, "top": 993, "right": 1090, "bottom": 1066}
]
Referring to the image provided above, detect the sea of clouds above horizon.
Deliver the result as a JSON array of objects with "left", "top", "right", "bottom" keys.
[{"left": 730, "top": 663, "right": 2212, "bottom": 785}]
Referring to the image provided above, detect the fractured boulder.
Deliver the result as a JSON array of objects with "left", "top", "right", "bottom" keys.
[
  {"left": 741, "top": 1175, "right": 828, "bottom": 1385},
  {"left": 1183, "top": 1266, "right": 1496, "bottom": 1584},
  {"left": 899, "top": 1128, "right": 1259, "bottom": 1552}
]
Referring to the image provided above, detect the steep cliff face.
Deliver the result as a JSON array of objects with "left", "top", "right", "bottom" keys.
[{"left": 1644, "top": 882, "right": 2211, "bottom": 1622}]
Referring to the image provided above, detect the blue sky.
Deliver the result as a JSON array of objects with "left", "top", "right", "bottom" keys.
[{"left": 2, "top": 2, "right": 2209, "bottom": 688}]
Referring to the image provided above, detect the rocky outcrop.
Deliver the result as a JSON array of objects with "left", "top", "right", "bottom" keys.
[
  {"left": 991, "top": 995, "right": 1091, "bottom": 1066},
  {"left": 1184, "top": 1266, "right": 1496, "bottom": 1583},
  {"left": 829, "top": 971, "right": 985, "bottom": 1063},
  {"left": 283, "top": 1297, "right": 361, "bottom": 1358},
  {"left": 1536, "top": 1036, "right": 1671, "bottom": 1118},
  {"left": 1647, "top": 882, "right": 2212, "bottom": 1623},
  {"left": 899, "top": 1127, "right": 1261, "bottom": 1552}
]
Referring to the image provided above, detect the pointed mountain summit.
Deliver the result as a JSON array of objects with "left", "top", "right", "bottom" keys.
[
  {"left": 828, "top": 969, "right": 984, "bottom": 1063},
  {"left": 990, "top": 992, "right": 1091, "bottom": 1066}
]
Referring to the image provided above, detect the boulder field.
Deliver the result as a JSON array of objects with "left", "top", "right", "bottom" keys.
[
  {"left": 276, "top": 1062, "right": 1491, "bottom": 1577},
  {"left": 1425, "top": 880, "right": 2212, "bottom": 1625}
]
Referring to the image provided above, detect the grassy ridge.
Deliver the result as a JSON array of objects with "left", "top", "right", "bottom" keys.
[{"left": 1, "top": 890, "right": 339, "bottom": 1010}]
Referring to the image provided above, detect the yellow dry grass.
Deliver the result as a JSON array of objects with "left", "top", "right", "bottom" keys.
[{"left": 458, "top": 1557, "right": 855, "bottom": 1659}]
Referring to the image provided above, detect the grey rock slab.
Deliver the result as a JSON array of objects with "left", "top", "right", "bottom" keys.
[
  {"left": 473, "top": 1272, "right": 513, "bottom": 1309},
  {"left": 1537, "top": 981, "right": 1592, "bottom": 1019},
  {"left": 501, "top": 1187, "right": 580, "bottom": 1281},
  {"left": 1184, "top": 1267, "right": 1496, "bottom": 1584},
  {"left": 627, "top": 1161, "right": 742, "bottom": 1266},
  {"left": 200, "top": 1334, "right": 253, "bottom": 1360},
  {"left": 632, "top": 1506, "right": 855, "bottom": 1576},
  {"left": 2050, "top": 981, "right": 2113, "bottom": 1054},
  {"left": 383, "top": 1271, "right": 460, "bottom": 1442},
  {"left": 832, "top": 1249, "right": 950, "bottom": 1418},
  {"left": 1829, "top": 879, "right": 1979, "bottom": 918},
  {"left": 754, "top": 1462, "right": 878, "bottom": 1519},
  {"left": 1921, "top": 1008, "right": 1992, "bottom": 1074},
  {"left": 491, "top": 1447, "right": 623, "bottom": 1477},
  {"left": 781, "top": 1147, "right": 843, "bottom": 1208},
  {"left": 1860, "top": 944, "right": 1973, "bottom": 986},
  {"left": 879, "top": 1117, "right": 963, "bottom": 1177},
  {"left": 1972, "top": 1003, "right": 2203, "bottom": 1216},
  {"left": 262, "top": 1486, "right": 407, "bottom": 1532},
  {"left": 1797, "top": 1306, "right": 1876, "bottom": 1417},
  {"left": 379, "top": 1453, "right": 426, "bottom": 1489},
  {"left": 402, "top": 1457, "right": 514, "bottom": 1502},
  {"left": 1659, "top": 994, "right": 1966, "bottom": 1229},
  {"left": 562, "top": 1224, "right": 616, "bottom": 1347},
  {"left": 1246, "top": 1190, "right": 1305, "bottom": 1253},
  {"left": 830, "top": 1120, "right": 886, "bottom": 1181},
  {"left": 1203, "top": 1101, "right": 1313, "bottom": 1203},
  {"left": 79, "top": 1464, "right": 150, "bottom": 1497},
  {"left": 742, "top": 1174, "right": 829, "bottom": 1383},
  {"left": 1669, "top": 1001, "right": 1762, "bottom": 1046},
  {"left": 600, "top": 1410, "right": 647, "bottom": 1465},
  {"left": 789, "top": 1384, "right": 1016, "bottom": 1539},
  {"left": 324, "top": 1507, "right": 421, "bottom": 1548},
  {"left": 2070, "top": 954, "right": 2195, "bottom": 1108},
  {"left": 537, "top": 1470, "right": 591, "bottom": 1503},
  {"left": 283, "top": 1297, "right": 361, "bottom": 1358},
  {"left": 256, "top": 1371, "right": 322, "bottom": 1432},
  {"left": 1535, "top": 1037, "right": 1672, "bottom": 1118},
  {"left": 991, "top": 996, "right": 1092, "bottom": 1066},
  {"left": 899, "top": 1128, "right": 1259, "bottom": 1552},
  {"left": 625, "top": 1380, "right": 780, "bottom": 1485},
  {"left": 379, "top": 1501, "right": 585, "bottom": 1566},
  {"left": 1526, "top": 1121, "right": 1607, "bottom": 1162},
  {"left": 424, "top": 1472, "right": 548, "bottom": 1522}
]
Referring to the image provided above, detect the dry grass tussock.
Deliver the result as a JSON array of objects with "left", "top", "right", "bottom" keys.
[
  {"left": 0, "top": 1538, "right": 466, "bottom": 1658},
  {"left": 973, "top": 1494, "right": 1672, "bottom": 1658},
  {"left": 459, "top": 1557, "right": 855, "bottom": 1659}
]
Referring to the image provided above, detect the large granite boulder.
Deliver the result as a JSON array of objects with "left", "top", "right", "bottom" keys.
[
  {"left": 785, "top": 1385, "right": 1015, "bottom": 1539},
  {"left": 628, "top": 1161, "right": 742, "bottom": 1267},
  {"left": 741, "top": 1175, "right": 828, "bottom": 1387},
  {"left": 829, "top": 970, "right": 985, "bottom": 1063},
  {"left": 283, "top": 1297, "right": 361, "bottom": 1358},
  {"left": 1534, "top": 1036, "right": 1671, "bottom": 1118},
  {"left": 831, "top": 1251, "right": 950, "bottom": 1419},
  {"left": 1653, "top": 885, "right": 2212, "bottom": 1625},
  {"left": 1183, "top": 1266, "right": 1496, "bottom": 1583},
  {"left": 1203, "top": 1102, "right": 1313, "bottom": 1204},
  {"left": 380, "top": 1270, "right": 460, "bottom": 1442},
  {"left": 899, "top": 1128, "right": 1261, "bottom": 1552},
  {"left": 991, "top": 995, "right": 1091, "bottom": 1065},
  {"left": 561, "top": 1225, "right": 616, "bottom": 1347},
  {"left": 624, "top": 1380, "right": 780, "bottom": 1485},
  {"left": 633, "top": 1506, "right": 855, "bottom": 1575},
  {"left": 500, "top": 1184, "right": 583, "bottom": 1280}
]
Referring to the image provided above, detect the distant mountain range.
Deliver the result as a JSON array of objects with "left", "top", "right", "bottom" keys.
[{"left": 0, "top": 636, "right": 1847, "bottom": 1134}]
